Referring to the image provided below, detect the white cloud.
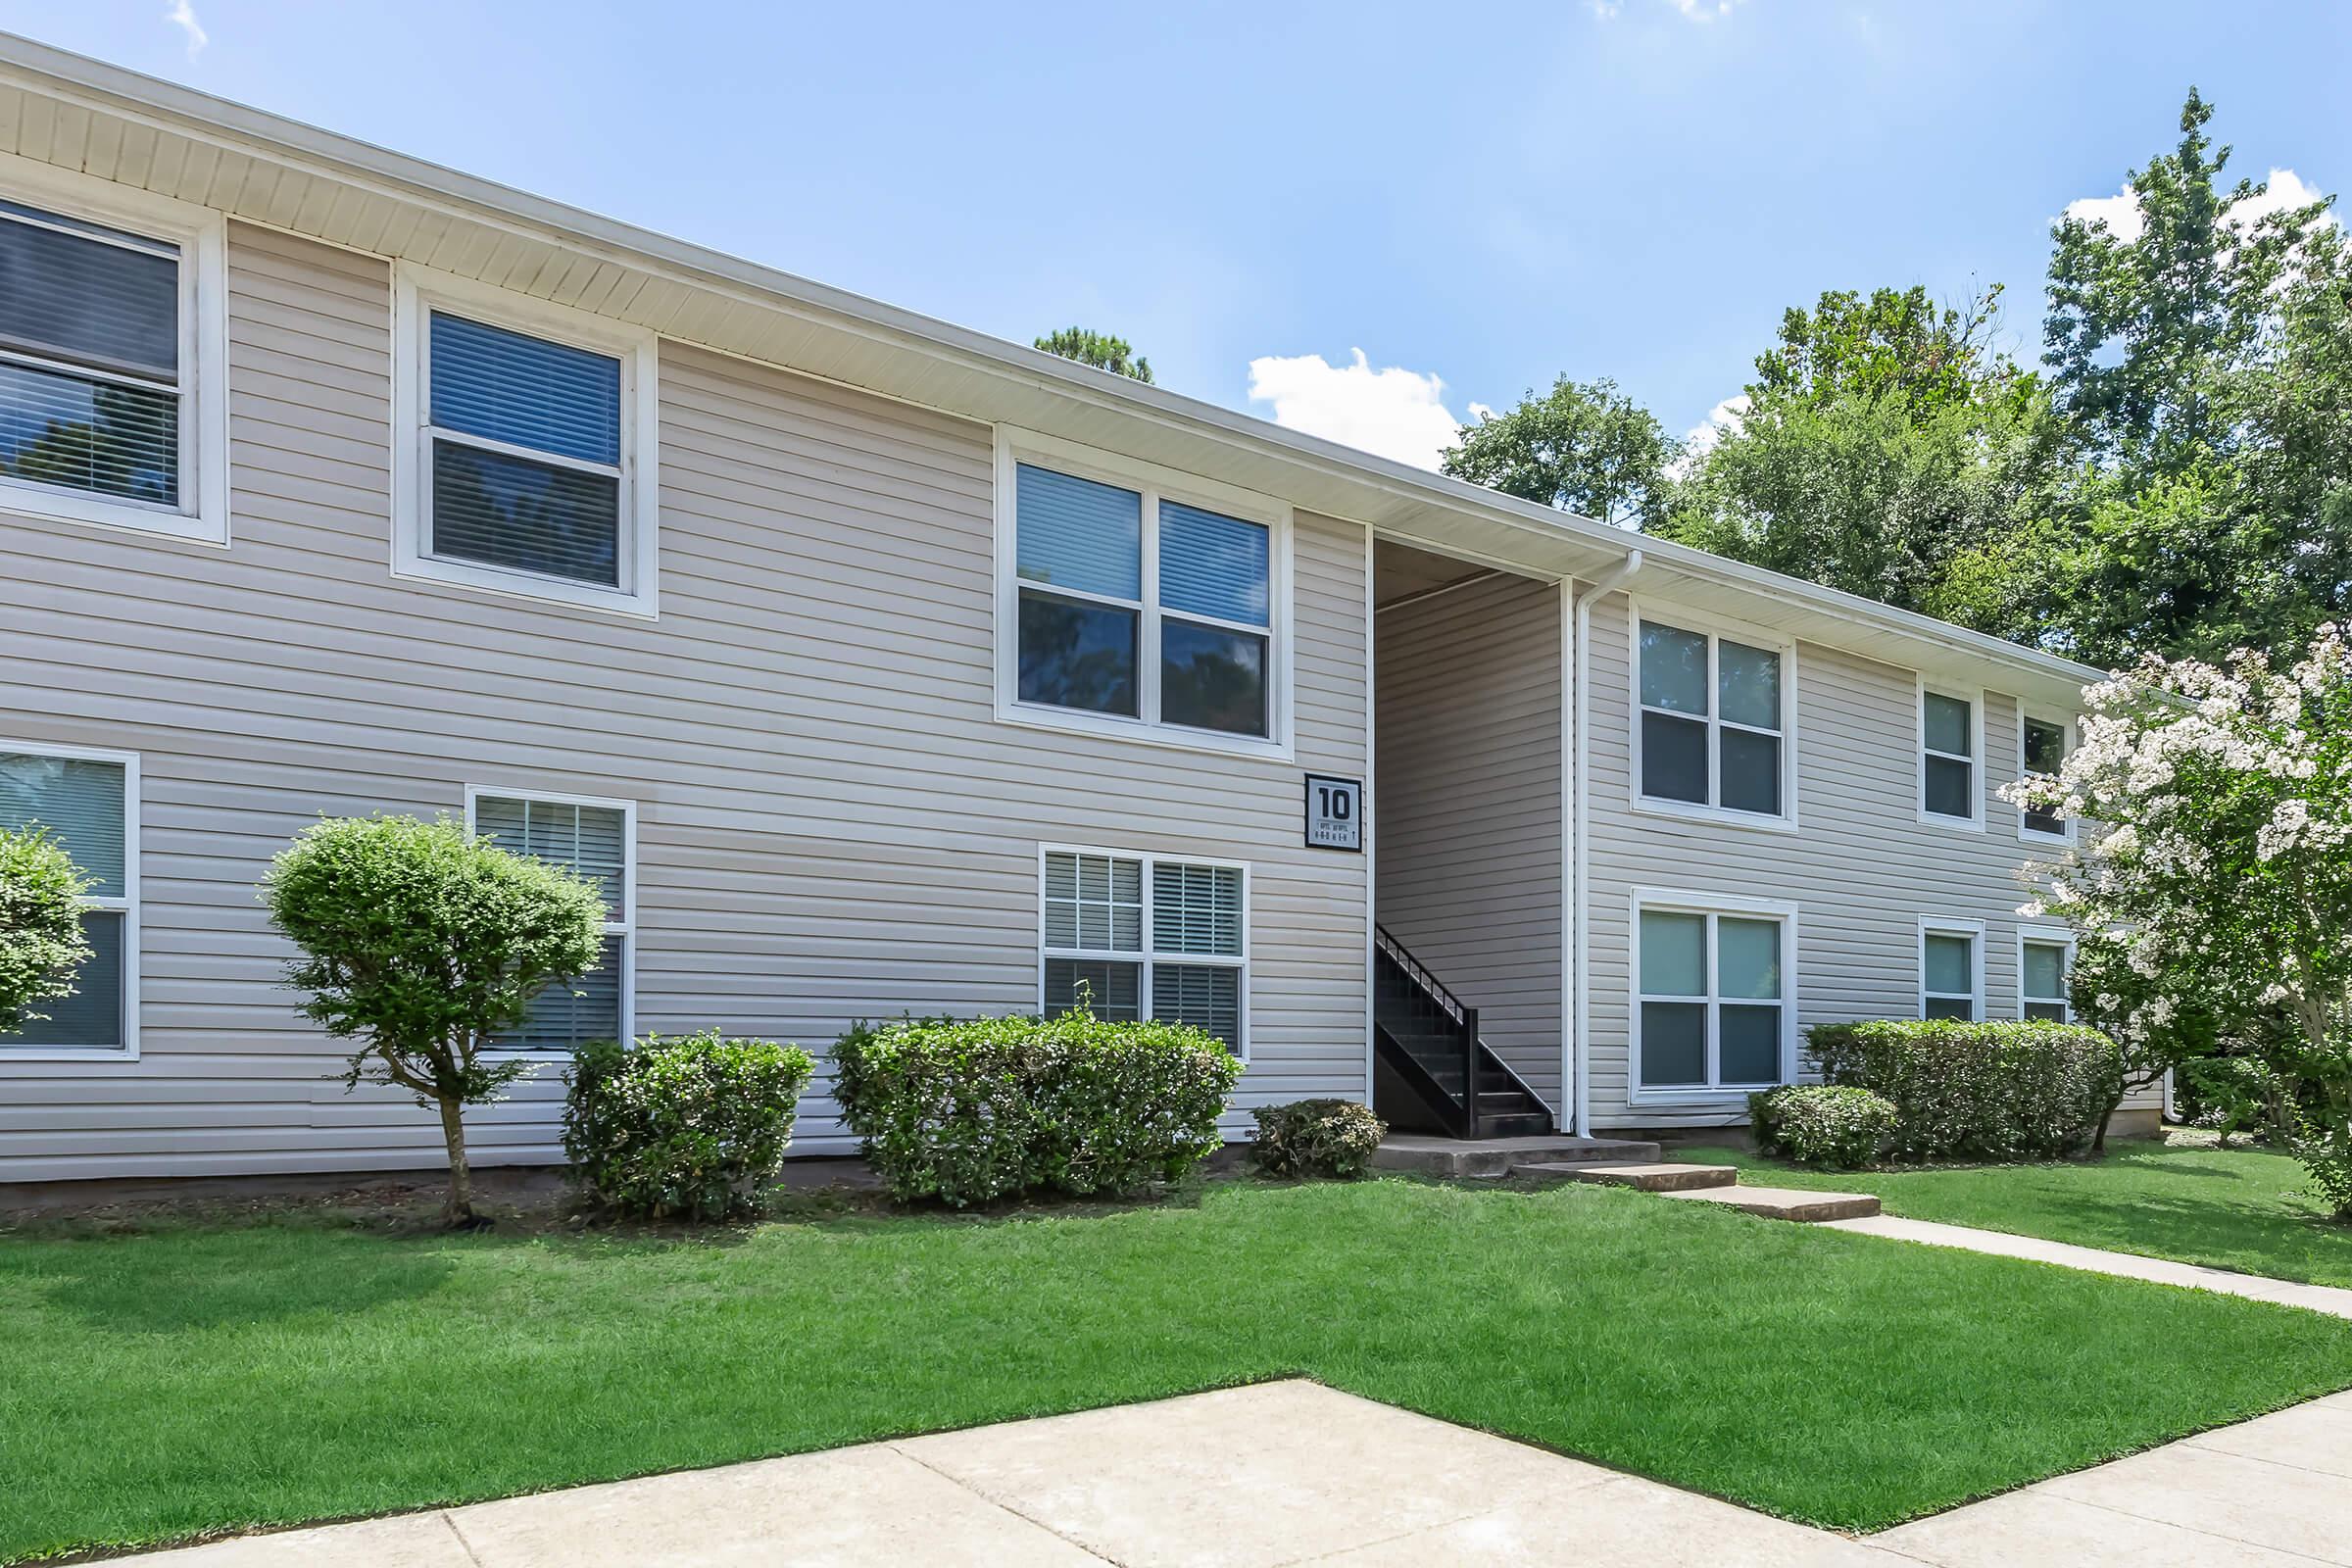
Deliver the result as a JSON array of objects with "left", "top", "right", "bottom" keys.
[
  {"left": 2064, "top": 167, "right": 2333, "bottom": 244},
  {"left": 164, "top": 0, "right": 207, "bottom": 57},
  {"left": 1246, "top": 349, "right": 1466, "bottom": 470},
  {"left": 1667, "top": 394, "right": 1747, "bottom": 479}
]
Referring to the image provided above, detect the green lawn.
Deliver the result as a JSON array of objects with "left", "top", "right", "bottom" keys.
[
  {"left": 1678, "top": 1140, "right": 2352, "bottom": 1289},
  {"left": 6, "top": 1176, "right": 2352, "bottom": 1561}
]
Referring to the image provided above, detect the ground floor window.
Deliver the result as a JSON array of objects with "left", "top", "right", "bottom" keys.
[
  {"left": 1041, "top": 846, "right": 1246, "bottom": 1054},
  {"left": 468, "top": 788, "right": 634, "bottom": 1051},
  {"left": 2021, "top": 930, "right": 2073, "bottom": 1023},
  {"left": 1920, "top": 918, "right": 1984, "bottom": 1021},
  {"left": 0, "top": 744, "right": 137, "bottom": 1056},
  {"left": 1633, "top": 896, "right": 1789, "bottom": 1092}
]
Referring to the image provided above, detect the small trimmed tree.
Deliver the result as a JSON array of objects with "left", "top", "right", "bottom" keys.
[
  {"left": 262, "top": 814, "right": 607, "bottom": 1227},
  {"left": 0, "top": 825, "right": 93, "bottom": 1037}
]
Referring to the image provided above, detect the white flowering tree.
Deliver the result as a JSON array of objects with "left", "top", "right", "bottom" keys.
[{"left": 2004, "top": 629, "right": 2352, "bottom": 1213}]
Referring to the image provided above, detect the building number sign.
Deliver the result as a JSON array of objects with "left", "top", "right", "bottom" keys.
[{"left": 1303, "top": 774, "right": 1363, "bottom": 852}]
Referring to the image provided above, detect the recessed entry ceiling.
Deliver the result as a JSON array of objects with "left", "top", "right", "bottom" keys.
[{"left": 1375, "top": 539, "right": 1528, "bottom": 611}]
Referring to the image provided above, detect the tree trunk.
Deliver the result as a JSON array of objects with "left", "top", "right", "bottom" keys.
[
  {"left": 436, "top": 1094, "right": 475, "bottom": 1228},
  {"left": 2093, "top": 1095, "right": 2120, "bottom": 1154}
]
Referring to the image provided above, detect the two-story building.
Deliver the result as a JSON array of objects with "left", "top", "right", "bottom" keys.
[{"left": 0, "top": 36, "right": 2145, "bottom": 1186}]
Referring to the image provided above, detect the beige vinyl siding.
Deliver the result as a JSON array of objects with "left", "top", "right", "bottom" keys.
[
  {"left": 1581, "top": 589, "right": 2147, "bottom": 1127},
  {"left": 0, "top": 223, "right": 1370, "bottom": 1182},
  {"left": 1374, "top": 574, "right": 1562, "bottom": 1104}
]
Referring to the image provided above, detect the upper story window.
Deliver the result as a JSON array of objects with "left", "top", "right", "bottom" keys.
[
  {"left": 394, "top": 268, "right": 660, "bottom": 616},
  {"left": 1041, "top": 847, "right": 1248, "bottom": 1054},
  {"left": 1919, "top": 684, "right": 1984, "bottom": 828},
  {"left": 467, "top": 788, "right": 634, "bottom": 1053},
  {"left": 2020, "top": 712, "right": 2074, "bottom": 843},
  {"left": 997, "top": 431, "right": 1290, "bottom": 758},
  {"left": 0, "top": 175, "right": 226, "bottom": 545},
  {"left": 1920, "top": 918, "right": 1983, "bottom": 1021},
  {"left": 1634, "top": 615, "right": 1791, "bottom": 825},
  {"left": 0, "top": 744, "right": 138, "bottom": 1059},
  {"left": 1634, "top": 895, "right": 1790, "bottom": 1094}
]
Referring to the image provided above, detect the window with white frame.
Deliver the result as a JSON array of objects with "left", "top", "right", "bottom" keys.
[
  {"left": 0, "top": 178, "right": 225, "bottom": 543},
  {"left": 1041, "top": 848, "right": 1247, "bottom": 1053},
  {"left": 1921, "top": 686, "right": 1982, "bottom": 825},
  {"left": 468, "top": 790, "right": 633, "bottom": 1051},
  {"left": 2021, "top": 932, "right": 2073, "bottom": 1023},
  {"left": 1634, "top": 901, "right": 1788, "bottom": 1092},
  {"left": 1921, "top": 919, "right": 1983, "bottom": 1021},
  {"left": 1636, "top": 618, "right": 1788, "bottom": 819},
  {"left": 0, "top": 746, "right": 136, "bottom": 1055},
  {"left": 396, "top": 270, "right": 659, "bottom": 614},
  {"left": 1002, "top": 437, "right": 1285, "bottom": 750},
  {"left": 2020, "top": 712, "right": 2073, "bottom": 841}
]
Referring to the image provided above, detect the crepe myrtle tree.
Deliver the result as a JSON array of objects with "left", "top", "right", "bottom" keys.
[
  {"left": 2004, "top": 628, "right": 2352, "bottom": 1212},
  {"left": 263, "top": 813, "right": 607, "bottom": 1227},
  {"left": 0, "top": 824, "right": 94, "bottom": 1038}
]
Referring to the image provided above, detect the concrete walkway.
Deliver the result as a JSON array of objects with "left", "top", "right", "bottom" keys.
[
  {"left": 116, "top": 1379, "right": 2352, "bottom": 1566},
  {"left": 1823, "top": 1213, "right": 2352, "bottom": 1319}
]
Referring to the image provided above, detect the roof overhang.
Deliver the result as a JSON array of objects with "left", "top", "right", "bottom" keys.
[{"left": 0, "top": 32, "right": 2104, "bottom": 713}]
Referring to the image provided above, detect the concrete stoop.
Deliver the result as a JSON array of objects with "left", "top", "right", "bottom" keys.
[{"left": 1379, "top": 1139, "right": 1882, "bottom": 1222}]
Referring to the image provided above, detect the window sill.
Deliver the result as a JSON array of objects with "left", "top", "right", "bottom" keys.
[
  {"left": 0, "top": 481, "right": 226, "bottom": 548},
  {"left": 1917, "top": 810, "right": 1985, "bottom": 833},
  {"left": 1627, "top": 797, "right": 1799, "bottom": 835},
  {"left": 995, "top": 700, "right": 1293, "bottom": 762},
  {"left": 393, "top": 553, "right": 659, "bottom": 620},
  {"left": 0, "top": 1045, "right": 138, "bottom": 1063},
  {"left": 1625, "top": 1086, "right": 1776, "bottom": 1106},
  {"left": 2020, "top": 826, "right": 2076, "bottom": 848}
]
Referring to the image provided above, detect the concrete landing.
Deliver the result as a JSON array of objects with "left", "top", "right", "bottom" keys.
[
  {"left": 1532, "top": 1161, "right": 1738, "bottom": 1193},
  {"left": 1371, "top": 1133, "right": 1660, "bottom": 1179},
  {"left": 1666, "top": 1183, "right": 1883, "bottom": 1222}
]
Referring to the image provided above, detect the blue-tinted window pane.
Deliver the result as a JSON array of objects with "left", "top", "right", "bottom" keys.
[
  {"left": 1720, "top": 1004, "right": 1782, "bottom": 1085},
  {"left": 1045, "top": 957, "right": 1142, "bottom": 1021},
  {"left": 1719, "top": 727, "right": 1781, "bottom": 815},
  {"left": 2023, "top": 941, "right": 2067, "bottom": 1003},
  {"left": 1159, "top": 501, "right": 1268, "bottom": 626},
  {"left": 1925, "top": 754, "right": 1974, "bottom": 818},
  {"left": 0, "top": 206, "right": 178, "bottom": 378},
  {"left": 1642, "top": 711, "right": 1708, "bottom": 804},
  {"left": 1640, "top": 1001, "right": 1706, "bottom": 1087},
  {"left": 1718, "top": 640, "right": 1781, "bottom": 731},
  {"left": 1718, "top": 918, "right": 1781, "bottom": 1001},
  {"left": 1926, "top": 933, "right": 1974, "bottom": 999},
  {"left": 494, "top": 934, "right": 622, "bottom": 1052},
  {"left": 1640, "top": 622, "right": 1709, "bottom": 713},
  {"left": 429, "top": 313, "right": 620, "bottom": 466},
  {"left": 1161, "top": 619, "right": 1266, "bottom": 736},
  {"left": 0, "top": 754, "right": 126, "bottom": 898},
  {"left": 1016, "top": 464, "right": 1141, "bottom": 601},
  {"left": 2, "top": 909, "right": 123, "bottom": 1050},
  {"left": 432, "top": 440, "right": 620, "bottom": 587},
  {"left": 0, "top": 362, "right": 177, "bottom": 507},
  {"left": 1925, "top": 692, "right": 1973, "bottom": 757},
  {"left": 1018, "top": 590, "right": 1138, "bottom": 716},
  {"left": 1640, "top": 910, "right": 1706, "bottom": 997},
  {"left": 1925, "top": 996, "right": 1976, "bottom": 1022}
]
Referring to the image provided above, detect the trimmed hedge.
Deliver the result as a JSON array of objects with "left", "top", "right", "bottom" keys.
[
  {"left": 831, "top": 1011, "right": 1243, "bottom": 1206},
  {"left": 1249, "top": 1099, "right": 1386, "bottom": 1179},
  {"left": 1804, "top": 1020, "right": 2123, "bottom": 1162},
  {"left": 564, "top": 1031, "right": 816, "bottom": 1219},
  {"left": 1750, "top": 1084, "right": 1898, "bottom": 1169}
]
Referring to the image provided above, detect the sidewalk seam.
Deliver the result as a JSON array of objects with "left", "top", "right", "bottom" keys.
[{"left": 886, "top": 1443, "right": 1128, "bottom": 1567}]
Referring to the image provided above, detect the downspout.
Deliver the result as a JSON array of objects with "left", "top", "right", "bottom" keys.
[{"left": 1566, "top": 550, "right": 1642, "bottom": 1137}]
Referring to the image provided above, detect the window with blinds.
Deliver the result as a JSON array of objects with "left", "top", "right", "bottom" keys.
[
  {"left": 0, "top": 199, "right": 184, "bottom": 512},
  {"left": 1009, "top": 453, "right": 1278, "bottom": 746},
  {"left": 1041, "top": 848, "right": 1247, "bottom": 1053},
  {"left": 470, "top": 792, "right": 632, "bottom": 1052},
  {"left": 0, "top": 749, "right": 134, "bottom": 1054}
]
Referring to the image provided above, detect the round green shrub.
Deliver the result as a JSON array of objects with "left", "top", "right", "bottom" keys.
[
  {"left": 831, "top": 1010, "right": 1243, "bottom": 1206},
  {"left": 1248, "top": 1099, "right": 1387, "bottom": 1179},
  {"left": 0, "top": 825, "right": 92, "bottom": 1038},
  {"left": 564, "top": 1030, "right": 817, "bottom": 1219},
  {"left": 1749, "top": 1084, "right": 1897, "bottom": 1169},
  {"left": 1803, "top": 1019, "right": 2123, "bottom": 1162}
]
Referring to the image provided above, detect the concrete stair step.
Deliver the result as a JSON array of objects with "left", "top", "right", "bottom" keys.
[
  {"left": 1371, "top": 1135, "right": 1662, "bottom": 1179},
  {"left": 1522, "top": 1161, "right": 1738, "bottom": 1193},
  {"left": 1664, "top": 1184, "right": 1882, "bottom": 1223}
]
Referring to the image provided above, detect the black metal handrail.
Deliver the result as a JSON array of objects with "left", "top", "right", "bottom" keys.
[
  {"left": 1373, "top": 924, "right": 1480, "bottom": 1137},
  {"left": 1374, "top": 924, "right": 1467, "bottom": 1024}
]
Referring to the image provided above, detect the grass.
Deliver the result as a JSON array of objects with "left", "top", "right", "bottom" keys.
[
  {"left": 1678, "top": 1138, "right": 2352, "bottom": 1289},
  {"left": 5, "top": 1176, "right": 2352, "bottom": 1560}
]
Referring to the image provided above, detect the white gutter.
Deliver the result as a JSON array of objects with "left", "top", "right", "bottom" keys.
[{"left": 1565, "top": 551, "right": 1643, "bottom": 1137}]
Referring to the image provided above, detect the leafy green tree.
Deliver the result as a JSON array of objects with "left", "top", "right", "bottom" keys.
[
  {"left": 1035, "top": 326, "right": 1153, "bottom": 383},
  {"left": 0, "top": 826, "right": 93, "bottom": 1038},
  {"left": 263, "top": 814, "right": 607, "bottom": 1227},
  {"left": 1440, "top": 375, "right": 1674, "bottom": 526}
]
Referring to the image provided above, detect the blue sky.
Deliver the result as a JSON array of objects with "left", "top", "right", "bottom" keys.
[{"left": 15, "top": 1, "right": 2351, "bottom": 468}]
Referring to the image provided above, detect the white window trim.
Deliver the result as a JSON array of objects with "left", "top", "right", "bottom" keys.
[
  {"left": 464, "top": 784, "right": 636, "bottom": 1059},
  {"left": 1037, "top": 843, "right": 1251, "bottom": 1059},
  {"left": 1626, "top": 886, "right": 1798, "bottom": 1102},
  {"left": 1626, "top": 599, "right": 1800, "bottom": 835},
  {"left": 393, "top": 264, "right": 662, "bottom": 618},
  {"left": 2019, "top": 926, "right": 2076, "bottom": 1023},
  {"left": 1917, "top": 676, "right": 1987, "bottom": 831},
  {"left": 2018, "top": 710, "right": 2079, "bottom": 846},
  {"left": 995, "top": 427, "right": 1295, "bottom": 761},
  {"left": 1919, "top": 914, "right": 1987, "bottom": 1021},
  {"left": 0, "top": 153, "right": 228, "bottom": 548},
  {"left": 0, "top": 739, "right": 140, "bottom": 1062}
]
